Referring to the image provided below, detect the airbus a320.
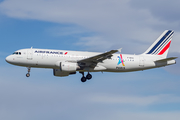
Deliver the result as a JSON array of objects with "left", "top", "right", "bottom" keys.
[{"left": 6, "top": 30, "right": 177, "bottom": 82}]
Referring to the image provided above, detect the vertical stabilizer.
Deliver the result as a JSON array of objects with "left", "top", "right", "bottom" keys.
[{"left": 143, "top": 30, "right": 174, "bottom": 58}]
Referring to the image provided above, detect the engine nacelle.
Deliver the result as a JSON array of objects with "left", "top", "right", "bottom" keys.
[
  {"left": 54, "top": 62, "right": 79, "bottom": 77},
  {"left": 53, "top": 69, "right": 76, "bottom": 77},
  {"left": 60, "top": 62, "right": 79, "bottom": 72},
  {"left": 53, "top": 69, "right": 69, "bottom": 77}
]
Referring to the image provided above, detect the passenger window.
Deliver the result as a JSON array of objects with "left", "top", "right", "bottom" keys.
[
  {"left": 19, "top": 52, "right": 21, "bottom": 55},
  {"left": 16, "top": 52, "right": 18, "bottom": 55}
]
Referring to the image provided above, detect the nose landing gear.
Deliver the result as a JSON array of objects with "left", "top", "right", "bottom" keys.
[
  {"left": 80, "top": 72, "right": 92, "bottom": 82},
  {"left": 26, "top": 67, "right": 31, "bottom": 77}
]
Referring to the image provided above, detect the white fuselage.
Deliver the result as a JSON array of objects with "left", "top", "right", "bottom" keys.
[
  {"left": 5, "top": 30, "right": 177, "bottom": 82},
  {"left": 5, "top": 48, "right": 175, "bottom": 73}
]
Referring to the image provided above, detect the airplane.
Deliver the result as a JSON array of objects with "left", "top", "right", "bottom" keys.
[{"left": 5, "top": 30, "right": 177, "bottom": 82}]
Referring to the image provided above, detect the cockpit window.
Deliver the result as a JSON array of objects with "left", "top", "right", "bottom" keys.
[
  {"left": 12, "top": 52, "right": 18, "bottom": 54},
  {"left": 12, "top": 52, "right": 21, "bottom": 55}
]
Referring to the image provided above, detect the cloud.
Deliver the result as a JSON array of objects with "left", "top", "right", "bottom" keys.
[
  {"left": 1, "top": 68, "right": 180, "bottom": 120},
  {"left": 130, "top": 0, "right": 180, "bottom": 23},
  {"left": 0, "top": 0, "right": 164, "bottom": 52},
  {"left": 46, "top": 25, "right": 92, "bottom": 37},
  {"left": 88, "top": 94, "right": 180, "bottom": 106},
  {"left": 1, "top": 0, "right": 179, "bottom": 54},
  {"left": 115, "top": 112, "right": 180, "bottom": 120},
  {"left": 76, "top": 36, "right": 115, "bottom": 51},
  {"left": 0, "top": 65, "right": 180, "bottom": 120}
]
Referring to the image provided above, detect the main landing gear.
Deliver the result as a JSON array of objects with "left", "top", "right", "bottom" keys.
[
  {"left": 80, "top": 72, "right": 92, "bottom": 82},
  {"left": 26, "top": 67, "right": 31, "bottom": 77}
]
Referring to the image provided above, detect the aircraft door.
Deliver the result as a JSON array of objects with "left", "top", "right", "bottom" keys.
[
  {"left": 27, "top": 49, "right": 33, "bottom": 60},
  {"left": 139, "top": 56, "right": 144, "bottom": 67}
]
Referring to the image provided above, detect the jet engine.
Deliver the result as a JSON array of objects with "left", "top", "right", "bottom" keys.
[
  {"left": 60, "top": 62, "right": 79, "bottom": 72},
  {"left": 53, "top": 68, "right": 76, "bottom": 77},
  {"left": 53, "top": 61, "right": 79, "bottom": 77},
  {"left": 53, "top": 69, "right": 70, "bottom": 77}
]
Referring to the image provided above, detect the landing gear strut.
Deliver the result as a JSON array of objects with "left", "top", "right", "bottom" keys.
[
  {"left": 26, "top": 67, "right": 31, "bottom": 77},
  {"left": 80, "top": 72, "right": 86, "bottom": 82},
  {"left": 80, "top": 72, "right": 92, "bottom": 82}
]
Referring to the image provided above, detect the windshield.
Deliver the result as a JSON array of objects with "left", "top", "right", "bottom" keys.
[{"left": 12, "top": 52, "right": 21, "bottom": 55}]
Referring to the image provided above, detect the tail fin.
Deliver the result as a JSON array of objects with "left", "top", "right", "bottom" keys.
[{"left": 143, "top": 30, "right": 174, "bottom": 58}]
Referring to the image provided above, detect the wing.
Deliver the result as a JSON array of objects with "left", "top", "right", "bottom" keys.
[{"left": 78, "top": 48, "right": 121, "bottom": 64}]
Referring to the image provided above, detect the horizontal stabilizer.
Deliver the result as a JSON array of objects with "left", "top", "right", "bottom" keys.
[{"left": 155, "top": 57, "right": 177, "bottom": 62}]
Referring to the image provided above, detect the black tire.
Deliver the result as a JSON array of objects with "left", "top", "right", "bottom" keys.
[
  {"left": 81, "top": 77, "right": 87, "bottom": 82},
  {"left": 86, "top": 74, "right": 92, "bottom": 80},
  {"left": 26, "top": 73, "right": 30, "bottom": 77}
]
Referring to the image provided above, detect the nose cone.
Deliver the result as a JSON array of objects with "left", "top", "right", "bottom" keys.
[{"left": 5, "top": 55, "right": 12, "bottom": 63}]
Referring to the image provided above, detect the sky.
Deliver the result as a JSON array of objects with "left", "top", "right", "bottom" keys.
[{"left": 0, "top": 0, "right": 180, "bottom": 120}]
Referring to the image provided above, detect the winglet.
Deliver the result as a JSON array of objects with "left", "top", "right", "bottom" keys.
[{"left": 118, "top": 48, "right": 122, "bottom": 53}]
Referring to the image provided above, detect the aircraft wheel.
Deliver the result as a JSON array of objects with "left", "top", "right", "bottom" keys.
[
  {"left": 86, "top": 73, "right": 92, "bottom": 80},
  {"left": 81, "top": 77, "right": 87, "bottom": 82},
  {"left": 26, "top": 73, "right": 30, "bottom": 77}
]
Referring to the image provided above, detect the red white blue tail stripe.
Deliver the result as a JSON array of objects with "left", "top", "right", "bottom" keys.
[{"left": 145, "top": 30, "right": 174, "bottom": 55}]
